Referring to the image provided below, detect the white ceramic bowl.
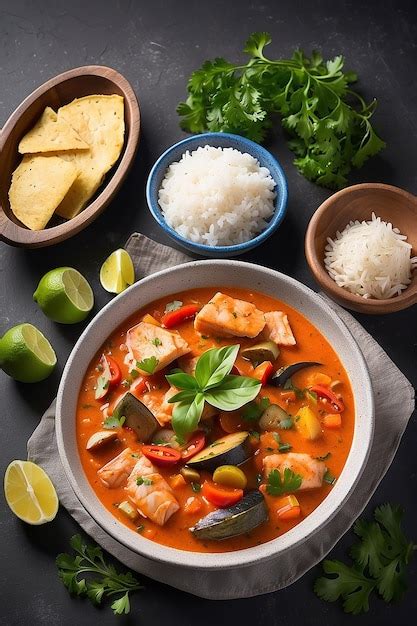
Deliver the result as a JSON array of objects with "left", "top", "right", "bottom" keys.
[{"left": 56, "top": 260, "right": 374, "bottom": 570}]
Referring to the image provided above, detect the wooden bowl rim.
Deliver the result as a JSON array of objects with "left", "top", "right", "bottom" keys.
[
  {"left": 0, "top": 65, "right": 140, "bottom": 247},
  {"left": 305, "top": 182, "right": 417, "bottom": 313}
]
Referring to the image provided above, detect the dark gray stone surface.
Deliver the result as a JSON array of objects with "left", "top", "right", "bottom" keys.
[{"left": 0, "top": 1, "right": 416, "bottom": 623}]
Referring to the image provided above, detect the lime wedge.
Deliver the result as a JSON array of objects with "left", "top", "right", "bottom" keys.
[
  {"left": 0, "top": 323, "right": 56, "bottom": 382},
  {"left": 100, "top": 248, "right": 135, "bottom": 294},
  {"left": 4, "top": 460, "right": 58, "bottom": 524},
  {"left": 33, "top": 267, "right": 94, "bottom": 324}
]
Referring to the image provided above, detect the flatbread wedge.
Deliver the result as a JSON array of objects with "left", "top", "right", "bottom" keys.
[
  {"left": 18, "top": 107, "right": 89, "bottom": 154},
  {"left": 54, "top": 95, "right": 125, "bottom": 219},
  {"left": 9, "top": 155, "right": 79, "bottom": 230}
]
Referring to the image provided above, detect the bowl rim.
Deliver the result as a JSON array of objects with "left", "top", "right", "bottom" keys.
[
  {"left": 145, "top": 132, "right": 288, "bottom": 254},
  {"left": 56, "top": 259, "right": 374, "bottom": 570},
  {"left": 0, "top": 65, "right": 140, "bottom": 248},
  {"left": 305, "top": 182, "right": 417, "bottom": 313}
]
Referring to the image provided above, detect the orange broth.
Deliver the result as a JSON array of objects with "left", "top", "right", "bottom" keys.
[{"left": 76, "top": 287, "right": 354, "bottom": 553}]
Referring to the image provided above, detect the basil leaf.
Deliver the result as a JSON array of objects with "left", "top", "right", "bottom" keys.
[
  {"left": 167, "top": 389, "right": 198, "bottom": 403},
  {"left": 172, "top": 393, "right": 205, "bottom": 442},
  {"left": 165, "top": 372, "right": 199, "bottom": 390},
  {"left": 195, "top": 344, "right": 240, "bottom": 389},
  {"left": 204, "top": 375, "right": 261, "bottom": 410}
]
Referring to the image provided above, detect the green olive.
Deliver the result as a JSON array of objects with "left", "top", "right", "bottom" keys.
[{"left": 213, "top": 465, "right": 247, "bottom": 489}]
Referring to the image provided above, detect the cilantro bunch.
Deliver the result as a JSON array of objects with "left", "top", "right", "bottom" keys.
[
  {"left": 314, "top": 504, "right": 416, "bottom": 614},
  {"left": 57, "top": 535, "right": 142, "bottom": 615},
  {"left": 177, "top": 32, "right": 385, "bottom": 189}
]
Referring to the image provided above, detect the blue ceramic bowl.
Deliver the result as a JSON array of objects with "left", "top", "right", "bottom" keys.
[{"left": 146, "top": 133, "right": 288, "bottom": 258}]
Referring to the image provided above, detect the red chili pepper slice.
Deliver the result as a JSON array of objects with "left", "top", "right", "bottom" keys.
[
  {"left": 253, "top": 361, "right": 274, "bottom": 386},
  {"left": 310, "top": 384, "right": 344, "bottom": 413},
  {"left": 141, "top": 445, "right": 181, "bottom": 466},
  {"left": 202, "top": 481, "right": 243, "bottom": 507},
  {"left": 181, "top": 431, "right": 206, "bottom": 462},
  {"left": 104, "top": 355, "right": 122, "bottom": 387},
  {"left": 161, "top": 304, "right": 200, "bottom": 329}
]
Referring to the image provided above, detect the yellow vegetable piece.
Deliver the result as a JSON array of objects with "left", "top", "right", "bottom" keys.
[
  {"left": 295, "top": 406, "right": 322, "bottom": 440},
  {"left": 142, "top": 314, "right": 160, "bottom": 326},
  {"left": 308, "top": 372, "right": 332, "bottom": 386},
  {"left": 4, "top": 460, "right": 58, "bottom": 525},
  {"left": 213, "top": 465, "right": 247, "bottom": 489},
  {"left": 118, "top": 500, "right": 138, "bottom": 521}
]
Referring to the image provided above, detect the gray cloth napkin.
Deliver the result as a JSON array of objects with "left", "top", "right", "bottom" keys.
[{"left": 27, "top": 233, "right": 415, "bottom": 600}]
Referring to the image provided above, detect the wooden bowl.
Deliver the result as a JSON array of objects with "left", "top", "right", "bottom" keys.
[
  {"left": 0, "top": 66, "right": 140, "bottom": 248},
  {"left": 305, "top": 183, "right": 417, "bottom": 314}
]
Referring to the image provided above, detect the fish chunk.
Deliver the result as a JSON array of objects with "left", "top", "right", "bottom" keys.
[
  {"left": 126, "top": 456, "right": 179, "bottom": 525},
  {"left": 194, "top": 292, "right": 265, "bottom": 338},
  {"left": 126, "top": 322, "right": 191, "bottom": 375},
  {"left": 98, "top": 448, "right": 138, "bottom": 488},
  {"left": 263, "top": 453, "right": 326, "bottom": 490},
  {"left": 141, "top": 387, "right": 178, "bottom": 426},
  {"left": 260, "top": 311, "right": 296, "bottom": 346}
]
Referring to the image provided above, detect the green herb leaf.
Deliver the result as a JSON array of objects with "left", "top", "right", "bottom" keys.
[
  {"left": 56, "top": 535, "right": 142, "bottom": 615},
  {"left": 314, "top": 504, "right": 417, "bottom": 614},
  {"left": 103, "top": 414, "right": 126, "bottom": 429},
  {"left": 166, "top": 372, "right": 199, "bottom": 391},
  {"left": 194, "top": 344, "right": 240, "bottom": 389},
  {"left": 279, "top": 417, "right": 294, "bottom": 430},
  {"left": 242, "top": 396, "right": 270, "bottom": 421},
  {"left": 95, "top": 375, "right": 110, "bottom": 400},
  {"left": 150, "top": 337, "right": 162, "bottom": 347},
  {"left": 165, "top": 300, "right": 183, "bottom": 313},
  {"left": 191, "top": 482, "right": 202, "bottom": 493},
  {"left": 177, "top": 33, "right": 385, "bottom": 189},
  {"left": 136, "top": 476, "right": 153, "bottom": 486},
  {"left": 204, "top": 375, "right": 261, "bottom": 410},
  {"left": 172, "top": 393, "right": 205, "bottom": 443},
  {"left": 136, "top": 356, "right": 159, "bottom": 374},
  {"left": 324, "top": 470, "right": 337, "bottom": 485},
  {"left": 266, "top": 468, "right": 302, "bottom": 496}
]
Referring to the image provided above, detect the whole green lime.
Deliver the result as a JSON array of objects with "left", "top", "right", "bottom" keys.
[
  {"left": 33, "top": 267, "right": 94, "bottom": 324},
  {"left": 0, "top": 323, "right": 56, "bottom": 383}
]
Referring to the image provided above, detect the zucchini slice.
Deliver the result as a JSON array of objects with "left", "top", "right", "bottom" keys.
[
  {"left": 241, "top": 341, "right": 280, "bottom": 365},
  {"left": 112, "top": 392, "right": 159, "bottom": 442},
  {"left": 271, "top": 361, "right": 321, "bottom": 387},
  {"left": 191, "top": 490, "right": 268, "bottom": 540},
  {"left": 259, "top": 404, "right": 292, "bottom": 431},
  {"left": 187, "top": 432, "right": 252, "bottom": 472}
]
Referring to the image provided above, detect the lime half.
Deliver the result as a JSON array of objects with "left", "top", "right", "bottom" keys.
[
  {"left": 33, "top": 267, "right": 94, "bottom": 324},
  {"left": 0, "top": 323, "right": 56, "bottom": 382},
  {"left": 4, "top": 460, "right": 59, "bottom": 524},
  {"left": 100, "top": 248, "right": 135, "bottom": 294}
]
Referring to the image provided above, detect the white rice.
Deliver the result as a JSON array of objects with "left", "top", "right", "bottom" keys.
[
  {"left": 324, "top": 213, "right": 417, "bottom": 299},
  {"left": 158, "top": 145, "right": 276, "bottom": 246}
]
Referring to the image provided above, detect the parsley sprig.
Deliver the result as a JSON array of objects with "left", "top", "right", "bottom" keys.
[
  {"left": 266, "top": 468, "right": 302, "bottom": 496},
  {"left": 56, "top": 535, "right": 142, "bottom": 615},
  {"left": 314, "top": 504, "right": 416, "bottom": 614},
  {"left": 178, "top": 32, "right": 385, "bottom": 189}
]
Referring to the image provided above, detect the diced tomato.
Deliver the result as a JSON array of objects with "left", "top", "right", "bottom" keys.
[
  {"left": 131, "top": 376, "right": 148, "bottom": 397},
  {"left": 184, "top": 497, "right": 203, "bottom": 514},
  {"left": 141, "top": 445, "right": 181, "bottom": 466},
  {"left": 104, "top": 355, "right": 122, "bottom": 387},
  {"left": 322, "top": 413, "right": 342, "bottom": 429},
  {"left": 253, "top": 361, "right": 273, "bottom": 386},
  {"left": 161, "top": 304, "right": 200, "bottom": 328},
  {"left": 181, "top": 431, "right": 206, "bottom": 462},
  {"left": 202, "top": 481, "right": 243, "bottom": 507},
  {"left": 310, "top": 384, "right": 344, "bottom": 413},
  {"left": 276, "top": 495, "right": 301, "bottom": 520}
]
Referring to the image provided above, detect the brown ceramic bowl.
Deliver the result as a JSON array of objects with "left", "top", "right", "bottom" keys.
[
  {"left": 0, "top": 65, "right": 140, "bottom": 248},
  {"left": 305, "top": 183, "right": 417, "bottom": 314}
]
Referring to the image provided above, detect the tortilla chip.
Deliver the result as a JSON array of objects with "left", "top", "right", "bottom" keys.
[
  {"left": 18, "top": 107, "right": 89, "bottom": 154},
  {"left": 9, "top": 155, "right": 79, "bottom": 230},
  {"left": 54, "top": 95, "right": 124, "bottom": 219}
]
